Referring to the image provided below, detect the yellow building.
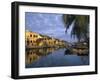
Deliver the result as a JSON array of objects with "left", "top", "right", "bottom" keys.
[
  {"left": 25, "top": 30, "right": 42, "bottom": 47},
  {"left": 25, "top": 30, "right": 67, "bottom": 48}
]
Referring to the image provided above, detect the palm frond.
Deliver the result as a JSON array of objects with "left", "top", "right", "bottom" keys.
[{"left": 62, "top": 14, "right": 89, "bottom": 42}]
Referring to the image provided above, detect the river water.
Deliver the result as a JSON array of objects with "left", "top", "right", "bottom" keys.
[{"left": 25, "top": 48, "right": 89, "bottom": 68}]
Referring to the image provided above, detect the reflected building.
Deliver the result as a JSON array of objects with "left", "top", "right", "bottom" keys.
[{"left": 25, "top": 48, "right": 59, "bottom": 65}]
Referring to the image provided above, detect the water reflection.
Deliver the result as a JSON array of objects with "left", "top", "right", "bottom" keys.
[
  {"left": 64, "top": 49, "right": 89, "bottom": 56},
  {"left": 25, "top": 47, "right": 59, "bottom": 65},
  {"left": 25, "top": 47, "right": 89, "bottom": 68}
]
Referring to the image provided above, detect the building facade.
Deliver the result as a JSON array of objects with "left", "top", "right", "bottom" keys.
[{"left": 25, "top": 31, "right": 67, "bottom": 48}]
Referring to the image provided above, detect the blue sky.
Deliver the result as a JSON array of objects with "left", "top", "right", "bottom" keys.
[{"left": 25, "top": 12, "right": 77, "bottom": 42}]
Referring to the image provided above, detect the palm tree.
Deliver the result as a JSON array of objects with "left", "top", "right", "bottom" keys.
[{"left": 62, "top": 14, "right": 89, "bottom": 42}]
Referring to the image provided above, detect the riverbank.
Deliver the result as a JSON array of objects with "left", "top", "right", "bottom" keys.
[{"left": 26, "top": 45, "right": 67, "bottom": 49}]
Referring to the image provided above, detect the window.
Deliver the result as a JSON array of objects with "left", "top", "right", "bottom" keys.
[
  {"left": 30, "top": 34, "right": 32, "bottom": 37},
  {"left": 54, "top": 41, "right": 56, "bottom": 43},
  {"left": 33, "top": 35, "right": 36, "bottom": 37},
  {"left": 32, "top": 43, "right": 34, "bottom": 46},
  {"left": 27, "top": 41, "right": 30, "bottom": 45},
  {"left": 30, "top": 52, "right": 32, "bottom": 54},
  {"left": 27, "top": 51, "right": 29, "bottom": 55}
]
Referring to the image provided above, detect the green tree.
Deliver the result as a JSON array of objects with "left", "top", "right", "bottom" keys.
[{"left": 62, "top": 14, "right": 89, "bottom": 42}]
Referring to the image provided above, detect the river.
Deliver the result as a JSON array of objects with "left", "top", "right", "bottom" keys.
[{"left": 25, "top": 48, "right": 89, "bottom": 68}]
